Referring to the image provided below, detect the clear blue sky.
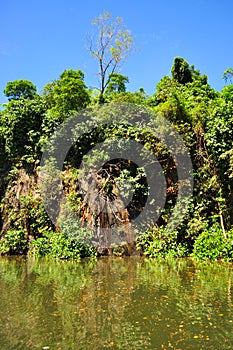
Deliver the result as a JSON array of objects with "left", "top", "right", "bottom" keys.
[{"left": 1, "top": 0, "right": 233, "bottom": 104}]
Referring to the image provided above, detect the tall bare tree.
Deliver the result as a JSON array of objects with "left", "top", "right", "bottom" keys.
[{"left": 88, "top": 11, "right": 133, "bottom": 102}]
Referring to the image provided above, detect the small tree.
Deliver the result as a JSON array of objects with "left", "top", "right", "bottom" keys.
[
  {"left": 105, "top": 72, "right": 129, "bottom": 94},
  {"left": 88, "top": 11, "right": 133, "bottom": 102},
  {"left": 43, "top": 69, "right": 90, "bottom": 120}
]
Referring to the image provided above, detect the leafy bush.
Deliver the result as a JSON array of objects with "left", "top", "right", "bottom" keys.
[
  {"left": 30, "top": 230, "right": 97, "bottom": 259},
  {"left": 30, "top": 206, "right": 98, "bottom": 261},
  {"left": 0, "top": 229, "right": 27, "bottom": 255},
  {"left": 192, "top": 225, "right": 233, "bottom": 261},
  {"left": 136, "top": 227, "right": 189, "bottom": 258}
]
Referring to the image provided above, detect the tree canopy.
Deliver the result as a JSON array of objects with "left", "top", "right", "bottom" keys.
[
  {"left": 43, "top": 69, "right": 90, "bottom": 121},
  {"left": 4, "top": 79, "right": 37, "bottom": 100},
  {"left": 171, "top": 57, "right": 193, "bottom": 85},
  {"left": 105, "top": 72, "right": 129, "bottom": 94}
]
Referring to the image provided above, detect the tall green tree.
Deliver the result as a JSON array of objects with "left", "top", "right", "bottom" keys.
[
  {"left": 43, "top": 69, "right": 90, "bottom": 121},
  {"left": 1, "top": 95, "right": 46, "bottom": 162}
]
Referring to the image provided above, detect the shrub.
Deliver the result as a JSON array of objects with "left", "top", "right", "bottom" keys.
[
  {"left": 136, "top": 227, "right": 189, "bottom": 258},
  {"left": 30, "top": 230, "right": 97, "bottom": 259},
  {"left": 0, "top": 229, "right": 27, "bottom": 255},
  {"left": 192, "top": 225, "right": 233, "bottom": 261}
]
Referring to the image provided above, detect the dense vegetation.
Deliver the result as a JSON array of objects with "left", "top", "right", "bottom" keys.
[
  {"left": 0, "top": 55, "right": 233, "bottom": 261},
  {"left": 0, "top": 13, "right": 233, "bottom": 261}
]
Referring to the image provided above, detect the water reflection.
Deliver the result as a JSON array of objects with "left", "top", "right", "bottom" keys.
[{"left": 0, "top": 257, "right": 232, "bottom": 349}]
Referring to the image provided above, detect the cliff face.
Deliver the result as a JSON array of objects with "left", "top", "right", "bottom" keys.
[
  {"left": 0, "top": 168, "right": 52, "bottom": 252},
  {"left": 0, "top": 167, "right": 136, "bottom": 256}
]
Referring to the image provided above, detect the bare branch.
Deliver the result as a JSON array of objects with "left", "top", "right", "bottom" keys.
[{"left": 86, "top": 11, "right": 133, "bottom": 100}]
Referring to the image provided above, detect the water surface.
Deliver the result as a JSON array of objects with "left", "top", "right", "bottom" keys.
[{"left": 0, "top": 257, "right": 232, "bottom": 349}]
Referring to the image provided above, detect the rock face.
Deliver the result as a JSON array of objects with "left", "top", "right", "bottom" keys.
[
  {"left": 0, "top": 168, "right": 137, "bottom": 256},
  {"left": 1, "top": 169, "right": 37, "bottom": 235},
  {"left": 80, "top": 195, "right": 135, "bottom": 255},
  {"left": 77, "top": 171, "right": 135, "bottom": 255}
]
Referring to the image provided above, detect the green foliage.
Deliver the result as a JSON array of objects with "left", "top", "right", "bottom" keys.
[
  {"left": 171, "top": 57, "right": 192, "bottom": 84},
  {"left": 153, "top": 61, "right": 217, "bottom": 128},
  {"left": 112, "top": 243, "right": 127, "bottom": 256},
  {"left": 136, "top": 227, "right": 189, "bottom": 258},
  {"left": 204, "top": 98, "right": 233, "bottom": 226},
  {"left": 193, "top": 225, "right": 233, "bottom": 261},
  {"left": 222, "top": 84, "right": 233, "bottom": 101},
  {"left": 0, "top": 229, "right": 27, "bottom": 255},
  {"left": 149, "top": 76, "right": 175, "bottom": 105},
  {"left": 105, "top": 89, "right": 148, "bottom": 105},
  {"left": 205, "top": 101, "right": 233, "bottom": 166},
  {"left": 150, "top": 58, "right": 229, "bottom": 244},
  {"left": 30, "top": 230, "right": 97, "bottom": 259},
  {"left": 105, "top": 72, "right": 129, "bottom": 93},
  {"left": 43, "top": 69, "right": 90, "bottom": 121},
  {"left": 0, "top": 126, "right": 8, "bottom": 173},
  {"left": 156, "top": 92, "right": 188, "bottom": 123},
  {"left": 1, "top": 95, "right": 46, "bottom": 161},
  {"left": 2, "top": 55, "right": 233, "bottom": 260},
  {"left": 30, "top": 200, "right": 97, "bottom": 259},
  {"left": 222, "top": 67, "right": 233, "bottom": 84},
  {"left": 18, "top": 192, "right": 54, "bottom": 237},
  {"left": 3, "top": 79, "right": 37, "bottom": 100}
]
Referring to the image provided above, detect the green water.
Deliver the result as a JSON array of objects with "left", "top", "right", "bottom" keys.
[{"left": 0, "top": 257, "right": 232, "bottom": 350}]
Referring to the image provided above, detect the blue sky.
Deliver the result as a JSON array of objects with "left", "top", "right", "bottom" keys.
[{"left": 1, "top": 0, "right": 233, "bottom": 104}]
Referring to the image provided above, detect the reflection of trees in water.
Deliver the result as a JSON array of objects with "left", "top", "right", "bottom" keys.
[
  {"left": 135, "top": 259, "right": 233, "bottom": 349},
  {"left": 0, "top": 258, "right": 232, "bottom": 349},
  {"left": 76, "top": 257, "right": 151, "bottom": 348},
  {"left": 0, "top": 258, "right": 94, "bottom": 349}
]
